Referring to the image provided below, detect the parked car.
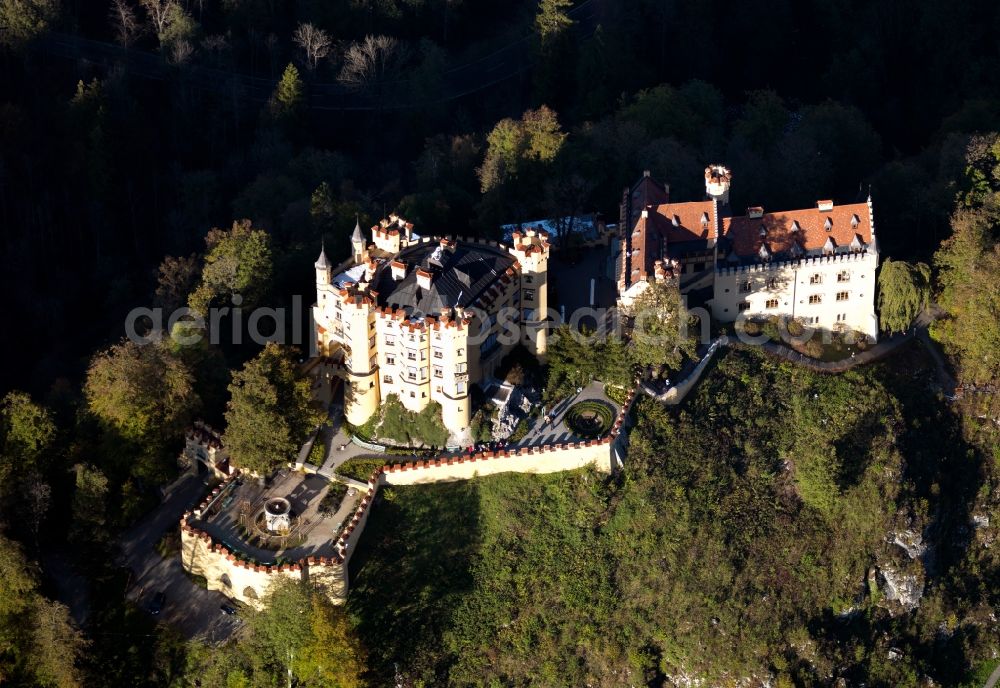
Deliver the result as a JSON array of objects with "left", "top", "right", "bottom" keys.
[
  {"left": 148, "top": 591, "right": 166, "bottom": 615},
  {"left": 220, "top": 603, "right": 237, "bottom": 616}
]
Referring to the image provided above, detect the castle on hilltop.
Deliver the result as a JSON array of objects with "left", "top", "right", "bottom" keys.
[
  {"left": 312, "top": 215, "right": 550, "bottom": 438},
  {"left": 617, "top": 166, "right": 880, "bottom": 339}
]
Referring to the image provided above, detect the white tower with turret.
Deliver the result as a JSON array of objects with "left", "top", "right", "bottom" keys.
[{"left": 704, "top": 164, "right": 732, "bottom": 206}]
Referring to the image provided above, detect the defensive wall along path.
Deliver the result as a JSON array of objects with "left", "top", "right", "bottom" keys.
[
  {"left": 181, "top": 385, "right": 641, "bottom": 607},
  {"left": 182, "top": 322, "right": 940, "bottom": 610}
]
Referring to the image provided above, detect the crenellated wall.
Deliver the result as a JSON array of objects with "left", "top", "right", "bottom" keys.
[{"left": 179, "top": 385, "right": 639, "bottom": 607}]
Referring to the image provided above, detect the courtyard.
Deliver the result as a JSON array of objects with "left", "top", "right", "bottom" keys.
[{"left": 189, "top": 470, "right": 359, "bottom": 565}]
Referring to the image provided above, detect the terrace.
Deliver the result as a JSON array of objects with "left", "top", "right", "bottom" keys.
[{"left": 188, "top": 470, "right": 358, "bottom": 565}]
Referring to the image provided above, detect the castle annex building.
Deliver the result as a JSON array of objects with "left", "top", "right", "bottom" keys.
[
  {"left": 617, "top": 167, "right": 879, "bottom": 338},
  {"left": 313, "top": 215, "right": 550, "bottom": 437}
]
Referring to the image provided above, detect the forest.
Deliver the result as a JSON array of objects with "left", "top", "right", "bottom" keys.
[{"left": 0, "top": 0, "right": 999, "bottom": 685}]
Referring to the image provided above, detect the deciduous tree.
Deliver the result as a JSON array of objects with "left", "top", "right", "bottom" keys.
[
  {"left": 621, "top": 280, "right": 699, "bottom": 377},
  {"left": 0, "top": 0, "right": 58, "bottom": 48},
  {"left": 188, "top": 219, "right": 273, "bottom": 314},
  {"left": 223, "top": 343, "right": 323, "bottom": 475},
  {"left": 877, "top": 258, "right": 931, "bottom": 333},
  {"left": 84, "top": 339, "right": 199, "bottom": 449},
  {"left": 293, "top": 22, "right": 331, "bottom": 71}
]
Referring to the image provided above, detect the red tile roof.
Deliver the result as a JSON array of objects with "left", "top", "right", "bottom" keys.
[
  {"left": 723, "top": 202, "right": 872, "bottom": 258},
  {"left": 628, "top": 200, "right": 717, "bottom": 280}
]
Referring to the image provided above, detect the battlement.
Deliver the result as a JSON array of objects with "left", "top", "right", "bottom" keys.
[{"left": 715, "top": 249, "right": 875, "bottom": 277}]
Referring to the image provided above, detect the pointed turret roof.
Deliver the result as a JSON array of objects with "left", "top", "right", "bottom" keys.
[
  {"left": 315, "top": 241, "right": 330, "bottom": 269},
  {"left": 351, "top": 216, "right": 363, "bottom": 244}
]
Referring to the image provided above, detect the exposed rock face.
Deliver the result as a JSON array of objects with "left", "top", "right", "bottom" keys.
[
  {"left": 875, "top": 564, "right": 924, "bottom": 612},
  {"left": 891, "top": 528, "right": 927, "bottom": 560}
]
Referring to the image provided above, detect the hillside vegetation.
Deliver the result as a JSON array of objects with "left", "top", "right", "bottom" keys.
[{"left": 348, "top": 345, "right": 997, "bottom": 686}]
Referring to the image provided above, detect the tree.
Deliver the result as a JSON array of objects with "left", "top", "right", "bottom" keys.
[
  {"left": 70, "top": 464, "right": 109, "bottom": 535},
  {"left": 109, "top": 0, "right": 141, "bottom": 48},
  {"left": 535, "top": 0, "right": 573, "bottom": 44},
  {"left": 338, "top": 34, "right": 400, "bottom": 90},
  {"left": 0, "top": 391, "right": 55, "bottom": 474},
  {"left": 84, "top": 339, "right": 200, "bottom": 450},
  {"left": 293, "top": 22, "right": 331, "bottom": 71},
  {"left": 296, "top": 595, "right": 367, "bottom": 688},
  {"left": 31, "top": 598, "right": 86, "bottom": 688},
  {"left": 877, "top": 259, "right": 931, "bottom": 333},
  {"left": 621, "top": 280, "right": 699, "bottom": 377},
  {"left": 188, "top": 219, "right": 273, "bottom": 314},
  {"left": 223, "top": 343, "right": 323, "bottom": 476},
  {"left": 270, "top": 63, "right": 304, "bottom": 120},
  {"left": 0, "top": 0, "right": 58, "bottom": 48},
  {"left": 933, "top": 207, "right": 1000, "bottom": 387},
  {"left": 153, "top": 253, "right": 200, "bottom": 315},
  {"left": 478, "top": 106, "right": 566, "bottom": 193}
]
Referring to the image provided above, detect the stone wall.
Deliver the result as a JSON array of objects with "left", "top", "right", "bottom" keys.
[{"left": 381, "top": 439, "right": 614, "bottom": 485}]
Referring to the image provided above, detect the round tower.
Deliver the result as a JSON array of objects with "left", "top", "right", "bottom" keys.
[{"left": 704, "top": 164, "right": 732, "bottom": 205}]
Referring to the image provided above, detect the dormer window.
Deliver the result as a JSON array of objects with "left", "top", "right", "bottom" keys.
[
  {"left": 672, "top": 215, "right": 680, "bottom": 227},
  {"left": 823, "top": 237, "right": 836, "bottom": 254},
  {"left": 758, "top": 244, "right": 771, "bottom": 261},
  {"left": 824, "top": 217, "right": 833, "bottom": 231},
  {"left": 790, "top": 243, "right": 803, "bottom": 258},
  {"left": 851, "top": 214, "right": 860, "bottom": 228},
  {"left": 701, "top": 212, "right": 710, "bottom": 227},
  {"left": 850, "top": 234, "right": 863, "bottom": 251},
  {"left": 759, "top": 225, "right": 767, "bottom": 238},
  {"left": 810, "top": 273, "right": 823, "bottom": 285},
  {"left": 790, "top": 220, "right": 800, "bottom": 233}
]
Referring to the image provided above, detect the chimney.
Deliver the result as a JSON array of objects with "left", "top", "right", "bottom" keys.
[
  {"left": 817, "top": 199, "right": 834, "bottom": 212},
  {"left": 747, "top": 206, "right": 764, "bottom": 219},
  {"left": 390, "top": 260, "right": 407, "bottom": 281},
  {"left": 404, "top": 222, "right": 414, "bottom": 242},
  {"left": 415, "top": 268, "right": 432, "bottom": 291}
]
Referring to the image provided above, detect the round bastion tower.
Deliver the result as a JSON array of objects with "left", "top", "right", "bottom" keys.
[{"left": 704, "top": 164, "right": 732, "bottom": 206}]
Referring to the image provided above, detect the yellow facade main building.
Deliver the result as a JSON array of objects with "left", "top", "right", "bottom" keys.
[{"left": 313, "top": 215, "right": 549, "bottom": 438}]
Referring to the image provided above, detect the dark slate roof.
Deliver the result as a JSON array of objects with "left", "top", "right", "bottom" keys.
[{"left": 372, "top": 242, "right": 515, "bottom": 316}]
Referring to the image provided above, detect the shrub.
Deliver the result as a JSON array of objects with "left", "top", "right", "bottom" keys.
[
  {"left": 565, "top": 400, "right": 615, "bottom": 438},
  {"left": 378, "top": 395, "right": 449, "bottom": 447},
  {"left": 603, "top": 384, "right": 628, "bottom": 406},
  {"left": 335, "top": 457, "right": 387, "bottom": 482},
  {"left": 318, "top": 481, "right": 349, "bottom": 515}
]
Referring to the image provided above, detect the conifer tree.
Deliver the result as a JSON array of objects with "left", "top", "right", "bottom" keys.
[{"left": 271, "top": 63, "right": 304, "bottom": 119}]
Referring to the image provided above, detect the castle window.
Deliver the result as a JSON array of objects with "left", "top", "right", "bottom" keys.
[
  {"left": 738, "top": 302, "right": 751, "bottom": 312},
  {"left": 384, "top": 320, "right": 393, "bottom": 329},
  {"left": 433, "top": 348, "right": 443, "bottom": 359},
  {"left": 407, "top": 351, "right": 417, "bottom": 361},
  {"left": 420, "top": 350, "right": 427, "bottom": 361},
  {"left": 525, "top": 275, "right": 533, "bottom": 284},
  {"left": 457, "top": 382, "right": 467, "bottom": 394},
  {"left": 409, "top": 334, "right": 416, "bottom": 342},
  {"left": 422, "top": 392, "right": 427, "bottom": 398},
  {"left": 410, "top": 391, "right": 415, "bottom": 398},
  {"left": 383, "top": 374, "right": 392, "bottom": 384},
  {"left": 767, "top": 277, "right": 777, "bottom": 289},
  {"left": 457, "top": 348, "right": 465, "bottom": 357},
  {"left": 369, "top": 355, "right": 376, "bottom": 369},
  {"left": 406, "top": 367, "right": 417, "bottom": 380},
  {"left": 836, "top": 291, "right": 849, "bottom": 301},
  {"left": 384, "top": 336, "right": 395, "bottom": 346},
  {"left": 739, "top": 280, "right": 752, "bottom": 293},
  {"left": 809, "top": 274, "right": 823, "bottom": 285},
  {"left": 385, "top": 355, "right": 395, "bottom": 366},
  {"left": 369, "top": 336, "right": 376, "bottom": 347},
  {"left": 456, "top": 362, "right": 467, "bottom": 374},
  {"left": 809, "top": 294, "right": 822, "bottom": 304},
  {"left": 433, "top": 366, "right": 443, "bottom": 378},
  {"left": 766, "top": 298, "right": 778, "bottom": 309},
  {"left": 837, "top": 271, "right": 850, "bottom": 283},
  {"left": 524, "top": 289, "right": 535, "bottom": 300}
]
